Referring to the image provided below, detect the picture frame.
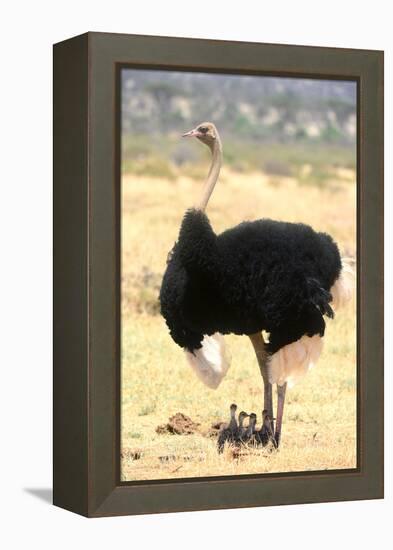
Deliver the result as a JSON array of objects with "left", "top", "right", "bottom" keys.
[{"left": 53, "top": 32, "right": 384, "bottom": 517}]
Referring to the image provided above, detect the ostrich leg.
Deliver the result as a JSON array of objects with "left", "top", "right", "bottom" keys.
[
  {"left": 274, "top": 383, "right": 287, "bottom": 448},
  {"left": 249, "top": 333, "right": 274, "bottom": 435}
]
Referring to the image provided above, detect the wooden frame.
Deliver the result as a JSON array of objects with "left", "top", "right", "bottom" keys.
[{"left": 53, "top": 32, "right": 384, "bottom": 517}]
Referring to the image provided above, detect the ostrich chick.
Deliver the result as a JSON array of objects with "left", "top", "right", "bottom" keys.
[
  {"left": 245, "top": 413, "right": 257, "bottom": 442},
  {"left": 237, "top": 411, "right": 249, "bottom": 442},
  {"left": 217, "top": 403, "right": 239, "bottom": 453}
]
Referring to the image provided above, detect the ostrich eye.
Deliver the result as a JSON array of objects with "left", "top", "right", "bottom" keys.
[{"left": 198, "top": 126, "right": 208, "bottom": 134}]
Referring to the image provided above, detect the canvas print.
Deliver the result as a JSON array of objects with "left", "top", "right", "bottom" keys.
[{"left": 120, "top": 69, "right": 356, "bottom": 481}]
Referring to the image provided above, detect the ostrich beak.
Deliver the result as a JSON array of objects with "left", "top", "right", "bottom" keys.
[{"left": 182, "top": 128, "right": 200, "bottom": 138}]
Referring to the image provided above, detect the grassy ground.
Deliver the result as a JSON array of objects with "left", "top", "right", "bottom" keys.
[{"left": 121, "top": 166, "right": 356, "bottom": 481}]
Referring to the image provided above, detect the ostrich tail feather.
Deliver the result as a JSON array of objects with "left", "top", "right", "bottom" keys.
[
  {"left": 268, "top": 334, "right": 324, "bottom": 388},
  {"left": 331, "top": 258, "right": 355, "bottom": 311},
  {"left": 185, "top": 333, "right": 231, "bottom": 389}
]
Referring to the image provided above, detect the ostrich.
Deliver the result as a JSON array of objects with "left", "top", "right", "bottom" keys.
[
  {"left": 245, "top": 413, "right": 257, "bottom": 440},
  {"left": 217, "top": 403, "right": 238, "bottom": 452},
  {"left": 255, "top": 410, "right": 276, "bottom": 448},
  {"left": 159, "top": 122, "right": 353, "bottom": 448},
  {"left": 228, "top": 402, "right": 238, "bottom": 433},
  {"left": 237, "top": 410, "right": 249, "bottom": 441},
  {"left": 218, "top": 408, "right": 249, "bottom": 453}
]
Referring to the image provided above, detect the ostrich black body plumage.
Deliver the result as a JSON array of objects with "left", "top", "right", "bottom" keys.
[{"left": 160, "top": 208, "right": 342, "bottom": 355}]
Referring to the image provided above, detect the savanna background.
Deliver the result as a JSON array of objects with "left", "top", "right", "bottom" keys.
[{"left": 121, "top": 70, "right": 357, "bottom": 481}]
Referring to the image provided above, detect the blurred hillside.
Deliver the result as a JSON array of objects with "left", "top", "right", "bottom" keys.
[
  {"left": 122, "top": 70, "right": 356, "bottom": 141},
  {"left": 121, "top": 70, "right": 357, "bottom": 185}
]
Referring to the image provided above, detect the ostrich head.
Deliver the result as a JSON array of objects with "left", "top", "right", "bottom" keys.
[
  {"left": 182, "top": 122, "right": 221, "bottom": 152},
  {"left": 249, "top": 413, "right": 257, "bottom": 427},
  {"left": 238, "top": 411, "right": 249, "bottom": 425}
]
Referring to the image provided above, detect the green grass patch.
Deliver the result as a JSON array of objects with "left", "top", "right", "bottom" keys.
[{"left": 122, "top": 133, "right": 356, "bottom": 189}]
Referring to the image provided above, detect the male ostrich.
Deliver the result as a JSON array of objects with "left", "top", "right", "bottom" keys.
[{"left": 159, "top": 122, "right": 352, "bottom": 447}]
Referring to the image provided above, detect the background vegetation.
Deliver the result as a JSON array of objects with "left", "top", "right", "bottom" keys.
[
  {"left": 122, "top": 70, "right": 356, "bottom": 184},
  {"left": 121, "top": 70, "right": 357, "bottom": 481}
]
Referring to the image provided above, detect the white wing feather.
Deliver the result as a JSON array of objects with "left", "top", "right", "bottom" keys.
[{"left": 185, "top": 333, "right": 231, "bottom": 389}]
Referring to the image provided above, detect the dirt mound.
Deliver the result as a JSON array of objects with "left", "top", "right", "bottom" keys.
[{"left": 156, "top": 413, "right": 200, "bottom": 435}]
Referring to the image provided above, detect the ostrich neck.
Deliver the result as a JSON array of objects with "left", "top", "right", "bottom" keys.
[{"left": 195, "top": 139, "right": 222, "bottom": 211}]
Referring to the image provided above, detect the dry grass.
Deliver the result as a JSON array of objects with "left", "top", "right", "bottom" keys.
[{"left": 121, "top": 168, "right": 356, "bottom": 481}]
